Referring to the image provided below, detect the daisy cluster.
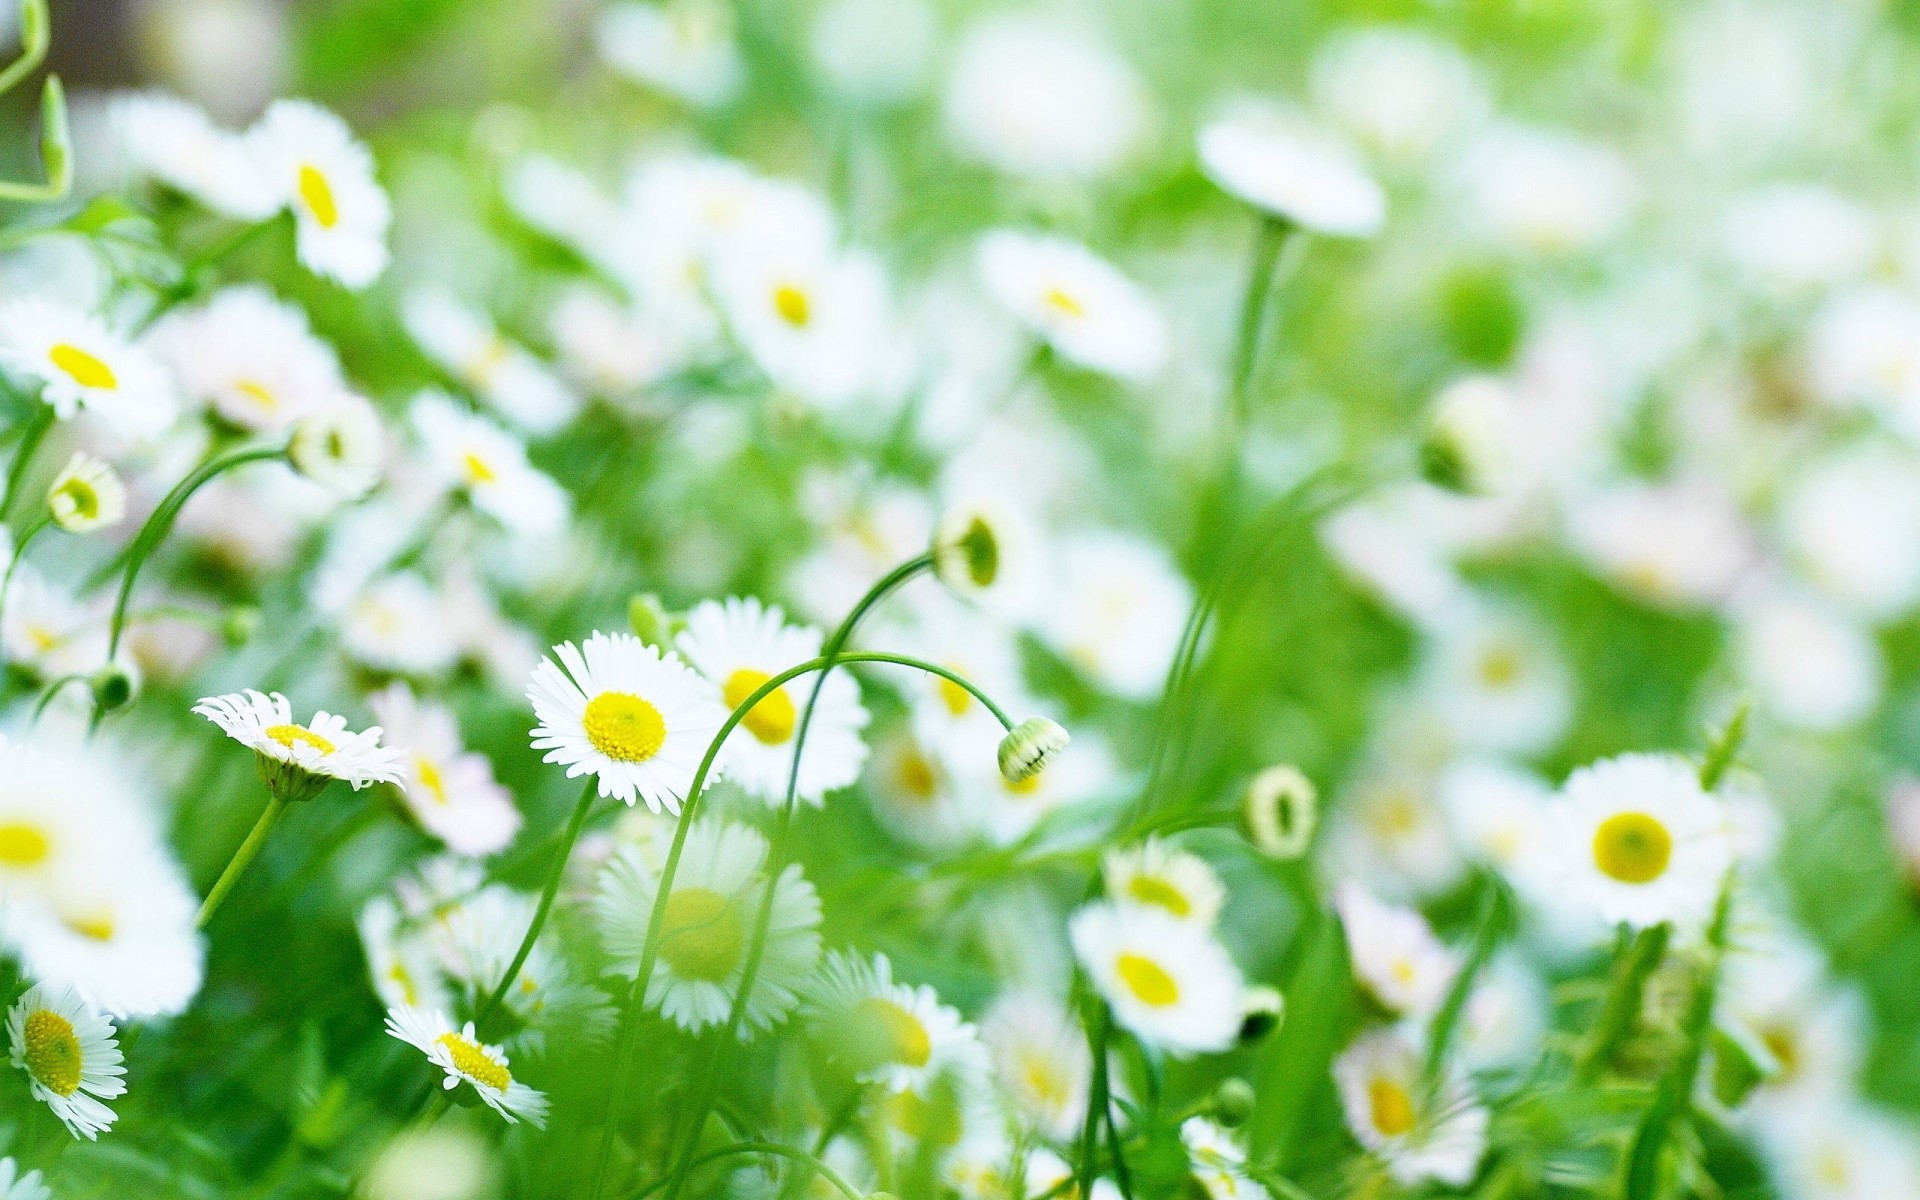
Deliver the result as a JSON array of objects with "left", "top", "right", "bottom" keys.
[{"left": 0, "top": 0, "right": 1915, "bottom": 1198}]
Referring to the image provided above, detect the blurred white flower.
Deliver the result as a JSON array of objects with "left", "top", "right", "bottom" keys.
[
  {"left": 402, "top": 290, "right": 580, "bottom": 436},
  {"left": 597, "top": 0, "right": 743, "bottom": 109},
  {"left": 1198, "top": 104, "right": 1386, "bottom": 236},
  {"left": 1460, "top": 126, "right": 1634, "bottom": 255},
  {"left": 1418, "top": 600, "right": 1571, "bottom": 757},
  {"left": 976, "top": 230, "right": 1168, "bottom": 381},
  {"left": 408, "top": 391, "right": 568, "bottom": 538},
  {"left": 1334, "top": 1028, "right": 1487, "bottom": 1185},
  {"left": 1733, "top": 586, "right": 1882, "bottom": 733},
  {"left": 249, "top": 100, "right": 390, "bottom": 289},
  {"left": 1779, "top": 441, "right": 1920, "bottom": 620},
  {"left": 371, "top": 684, "right": 522, "bottom": 857},
  {"left": 1566, "top": 479, "right": 1755, "bottom": 610},
  {"left": 980, "top": 991, "right": 1090, "bottom": 1142},
  {"left": 1038, "top": 529, "right": 1190, "bottom": 701},
  {"left": 1070, "top": 900, "right": 1243, "bottom": 1056},
  {"left": 0, "top": 299, "right": 180, "bottom": 441},
  {"left": 808, "top": 0, "right": 937, "bottom": 105},
  {"left": 147, "top": 285, "right": 345, "bottom": 436},
  {"left": 112, "top": 91, "right": 275, "bottom": 218},
  {"left": 1335, "top": 882, "right": 1458, "bottom": 1019},
  {"left": 1310, "top": 28, "right": 1484, "bottom": 163},
  {"left": 1722, "top": 185, "right": 1877, "bottom": 295}
]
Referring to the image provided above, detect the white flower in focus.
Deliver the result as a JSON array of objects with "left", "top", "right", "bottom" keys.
[
  {"left": 6, "top": 986, "right": 125, "bottom": 1140},
  {"left": 979, "top": 991, "right": 1090, "bottom": 1141},
  {"left": 1198, "top": 105, "right": 1386, "bottom": 236},
  {"left": 288, "top": 394, "right": 387, "bottom": 498},
  {"left": 385, "top": 1005, "right": 549, "bottom": 1127},
  {"left": 370, "top": 683, "right": 522, "bottom": 857},
  {"left": 975, "top": 231, "right": 1168, "bottom": 382},
  {"left": 1334, "top": 1028, "right": 1488, "bottom": 1186},
  {"left": 401, "top": 291, "right": 580, "bottom": 436},
  {"left": 45, "top": 452, "right": 126, "bottom": 533},
  {"left": 527, "top": 631, "right": 727, "bottom": 811},
  {"left": 249, "top": 99, "right": 390, "bottom": 289},
  {"left": 1069, "top": 901, "right": 1243, "bottom": 1057},
  {"left": 146, "top": 285, "right": 345, "bottom": 435},
  {"left": 1553, "top": 753, "right": 1734, "bottom": 931},
  {"left": 0, "top": 299, "right": 179, "bottom": 440},
  {"left": 195, "top": 689, "right": 407, "bottom": 801},
  {"left": 113, "top": 91, "right": 276, "bottom": 218},
  {"left": 408, "top": 391, "right": 568, "bottom": 537},
  {"left": 1335, "top": 882, "right": 1458, "bottom": 1019},
  {"left": 1103, "top": 839, "right": 1226, "bottom": 930},
  {"left": 596, "top": 0, "right": 744, "bottom": 109}
]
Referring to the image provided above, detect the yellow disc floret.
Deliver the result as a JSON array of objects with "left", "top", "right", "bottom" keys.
[
  {"left": 49, "top": 343, "right": 117, "bottom": 390},
  {"left": 266, "top": 724, "right": 338, "bottom": 756},
  {"left": 722, "top": 668, "right": 797, "bottom": 745},
  {"left": 1116, "top": 952, "right": 1180, "bottom": 1008},
  {"left": 22, "top": 1009, "right": 82, "bottom": 1096},
  {"left": 659, "top": 886, "right": 746, "bottom": 982},
  {"left": 1592, "top": 811, "right": 1673, "bottom": 885},
  {"left": 298, "top": 164, "right": 339, "bottom": 228},
  {"left": 435, "top": 1031, "right": 511, "bottom": 1092},
  {"left": 0, "top": 823, "right": 51, "bottom": 867},
  {"left": 583, "top": 692, "right": 668, "bottom": 763}
]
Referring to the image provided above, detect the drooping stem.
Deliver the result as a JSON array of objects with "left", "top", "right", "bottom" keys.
[
  {"left": 195, "top": 794, "right": 290, "bottom": 928},
  {"left": 475, "top": 778, "right": 599, "bottom": 1026},
  {"left": 629, "top": 1140, "right": 865, "bottom": 1200},
  {"left": 0, "top": 403, "right": 52, "bottom": 522}
]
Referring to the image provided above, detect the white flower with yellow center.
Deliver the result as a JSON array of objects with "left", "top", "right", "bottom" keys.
[
  {"left": 1038, "top": 530, "right": 1192, "bottom": 701},
  {"left": 370, "top": 683, "right": 522, "bottom": 857},
  {"left": 0, "top": 299, "right": 179, "bottom": 441},
  {"left": 597, "top": 818, "right": 821, "bottom": 1036},
  {"left": 0, "top": 735, "right": 96, "bottom": 894},
  {"left": 341, "top": 573, "right": 462, "bottom": 678},
  {"left": 0, "top": 1156, "right": 49, "bottom": 1200},
  {"left": 807, "top": 951, "right": 986, "bottom": 1094},
  {"left": 976, "top": 231, "right": 1168, "bottom": 382},
  {"left": 6, "top": 985, "right": 125, "bottom": 1140},
  {"left": 1419, "top": 601, "right": 1572, "bottom": 757},
  {"left": 45, "top": 452, "right": 126, "bottom": 534},
  {"left": 288, "top": 394, "right": 387, "bottom": 499},
  {"left": 864, "top": 729, "right": 974, "bottom": 852},
  {"left": 1326, "top": 767, "right": 1464, "bottom": 900},
  {"left": 980, "top": 991, "right": 1090, "bottom": 1141},
  {"left": 1183, "top": 1118, "right": 1271, "bottom": 1200},
  {"left": 1554, "top": 753, "right": 1735, "bottom": 930},
  {"left": 1334, "top": 1028, "right": 1488, "bottom": 1186},
  {"left": 0, "top": 563, "right": 100, "bottom": 681},
  {"left": 1103, "top": 839, "right": 1227, "bottom": 930},
  {"left": 527, "top": 631, "right": 727, "bottom": 811},
  {"left": 1069, "top": 901, "right": 1243, "bottom": 1057},
  {"left": 195, "top": 689, "right": 407, "bottom": 803},
  {"left": 113, "top": 91, "right": 277, "bottom": 219},
  {"left": 408, "top": 391, "right": 569, "bottom": 538},
  {"left": 673, "top": 596, "right": 869, "bottom": 807},
  {"left": 249, "top": 99, "right": 391, "bottom": 289},
  {"left": 1198, "top": 105, "right": 1386, "bottom": 236},
  {"left": 146, "top": 285, "right": 346, "bottom": 435},
  {"left": 358, "top": 894, "right": 452, "bottom": 1015},
  {"left": 401, "top": 291, "right": 580, "bottom": 435},
  {"left": 1334, "top": 883, "right": 1459, "bottom": 1020},
  {"left": 965, "top": 727, "right": 1113, "bottom": 846},
  {"left": 384, "top": 1005, "right": 549, "bottom": 1127}
]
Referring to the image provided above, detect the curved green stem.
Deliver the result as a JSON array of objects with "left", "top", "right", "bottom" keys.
[
  {"left": 475, "top": 779, "right": 598, "bottom": 1026},
  {"left": 0, "top": 404, "right": 52, "bottom": 521},
  {"left": 630, "top": 1141, "right": 864, "bottom": 1200},
  {"left": 195, "top": 794, "right": 289, "bottom": 927}
]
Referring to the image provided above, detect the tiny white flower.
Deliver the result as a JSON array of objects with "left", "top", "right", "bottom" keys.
[
  {"left": 7, "top": 985, "right": 126, "bottom": 1141},
  {"left": 1198, "top": 105, "right": 1386, "bottom": 236},
  {"left": 0, "top": 299, "right": 179, "bottom": 441},
  {"left": 113, "top": 91, "right": 277, "bottom": 219},
  {"left": 596, "top": 0, "right": 744, "bottom": 109},
  {"left": 385, "top": 1005, "right": 549, "bottom": 1127},
  {"left": 146, "top": 285, "right": 346, "bottom": 435},
  {"left": 1334, "top": 1028, "right": 1488, "bottom": 1186},
  {"left": 288, "top": 394, "right": 386, "bottom": 498},
  {"left": 976, "top": 231, "right": 1168, "bottom": 382},
  {"left": 1070, "top": 900, "right": 1243, "bottom": 1057},
  {"left": 401, "top": 291, "right": 580, "bottom": 435},
  {"left": 45, "top": 452, "right": 126, "bottom": 533},
  {"left": 195, "top": 689, "right": 407, "bottom": 802},
  {"left": 370, "top": 683, "right": 522, "bottom": 857},
  {"left": 408, "top": 391, "right": 569, "bottom": 538},
  {"left": 1334, "top": 882, "right": 1458, "bottom": 1020}
]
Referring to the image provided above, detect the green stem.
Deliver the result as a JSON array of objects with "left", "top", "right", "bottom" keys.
[
  {"left": 0, "top": 514, "right": 47, "bottom": 627},
  {"left": 195, "top": 794, "right": 290, "bottom": 927},
  {"left": 475, "top": 779, "right": 598, "bottom": 1026},
  {"left": 0, "top": 404, "right": 52, "bottom": 522},
  {"left": 630, "top": 1141, "right": 865, "bottom": 1200},
  {"left": 1423, "top": 876, "right": 1507, "bottom": 1085},
  {"left": 1577, "top": 922, "right": 1671, "bottom": 1083},
  {"left": 1075, "top": 1000, "right": 1114, "bottom": 1198}
]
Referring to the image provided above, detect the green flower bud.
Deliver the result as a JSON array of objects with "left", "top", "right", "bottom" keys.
[{"left": 998, "top": 716, "right": 1069, "bottom": 784}]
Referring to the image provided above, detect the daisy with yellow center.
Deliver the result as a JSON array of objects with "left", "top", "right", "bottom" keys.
[
  {"left": 6, "top": 985, "right": 125, "bottom": 1141},
  {"left": 673, "top": 596, "right": 870, "bottom": 807},
  {"left": 1554, "top": 752, "right": 1735, "bottom": 930},
  {"left": 596, "top": 817, "right": 821, "bottom": 1036},
  {"left": 0, "top": 298, "right": 179, "bottom": 440},
  {"left": 1333, "top": 1029, "right": 1488, "bottom": 1186},
  {"left": 807, "top": 951, "right": 987, "bottom": 1094},
  {"left": 408, "top": 391, "right": 569, "bottom": 538},
  {"left": 45, "top": 452, "right": 126, "bottom": 534},
  {"left": 1102, "top": 838, "right": 1227, "bottom": 929},
  {"left": 980, "top": 991, "right": 1091, "bottom": 1140},
  {"left": 401, "top": 290, "right": 580, "bottom": 435},
  {"left": 527, "top": 631, "right": 727, "bottom": 812},
  {"left": 1334, "top": 882, "right": 1460, "bottom": 1020},
  {"left": 384, "top": 1005, "right": 549, "bottom": 1127},
  {"left": 1069, "top": 900, "right": 1244, "bottom": 1057},
  {"left": 975, "top": 228, "right": 1169, "bottom": 381},
  {"left": 195, "top": 689, "right": 407, "bottom": 802},
  {"left": 370, "top": 684, "right": 522, "bottom": 857},
  {"left": 358, "top": 894, "right": 452, "bottom": 1015},
  {"left": 248, "top": 100, "right": 391, "bottom": 290},
  {"left": 145, "top": 285, "right": 346, "bottom": 436},
  {"left": 1182, "top": 1118, "right": 1268, "bottom": 1200}
]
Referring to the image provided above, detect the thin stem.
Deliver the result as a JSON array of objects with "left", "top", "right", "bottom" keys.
[
  {"left": 1577, "top": 922, "right": 1671, "bottom": 1083},
  {"left": 0, "top": 515, "right": 47, "bottom": 629},
  {"left": 1075, "top": 1000, "right": 1114, "bottom": 1198},
  {"left": 630, "top": 1141, "right": 865, "bottom": 1200},
  {"left": 475, "top": 779, "right": 598, "bottom": 1026},
  {"left": 195, "top": 794, "right": 290, "bottom": 928},
  {"left": 0, "top": 404, "right": 52, "bottom": 522},
  {"left": 1423, "top": 876, "right": 1507, "bottom": 1085}
]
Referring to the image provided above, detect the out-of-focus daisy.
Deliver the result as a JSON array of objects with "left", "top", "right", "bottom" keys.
[
  {"left": 401, "top": 291, "right": 579, "bottom": 435},
  {"left": 1553, "top": 753, "right": 1734, "bottom": 930},
  {"left": 45, "top": 452, "right": 126, "bottom": 533},
  {"left": 0, "top": 299, "right": 179, "bottom": 440},
  {"left": 1567, "top": 479, "right": 1755, "bottom": 610},
  {"left": 195, "top": 689, "right": 407, "bottom": 802},
  {"left": 1778, "top": 441, "right": 1920, "bottom": 621},
  {"left": 1437, "top": 757, "right": 1553, "bottom": 890},
  {"left": 1103, "top": 839, "right": 1226, "bottom": 929},
  {"left": 596, "top": 0, "right": 743, "bottom": 109},
  {"left": 1197, "top": 105, "right": 1386, "bottom": 236},
  {"left": 1326, "top": 767, "right": 1465, "bottom": 900},
  {"left": 1458, "top": 954, "right": 1549, "bottom": 1071},
  {"left": 1334, "top": 1028, "right": 1488, "bottom": 1186},
  {"left": 807, "top": 951, "right": 986, "bottom": 1093},
  {"left": 113, "top": 91, "right": 276, "bottom": 218},
  {"left": 930, "top": 497, "right": 1042, "bottom": 622},
  {"left": 976, "top": 231, "right": 1167, "bottom": 382},
  {"left": 963, "top": 727, "right": 1111, "bottom": 846},
  {"left": 1806, "top": 285, "right": 1920, "bottom": 421},
  {"left": 807, "top": 0, "right": 937, "bottom": 106},
  {"left": 1069, "top": 900, "right": 1243, "bottom": 1057},
  {"left": 0, "top": 1157, "right": 48, "bottom": 1200},
  {"left": 408, "top": 391, "right": 568, "bottom": 538},
  {"left": 7, "top": 985, "right": 125, "bottom": 1140},
  {"left": 358, "top": 894, "right": 452, "bottom": 1014},
  {"left": 673, "top": 596, "right": 869, "bottom": 807},
  {"left": 527, "top": 631, "right": 727, "bottom": 811},
  {"left": 864, "top": 728, "right": 974, "bottom": 852},
  {"left": 1722, "top": 184, "right": 1877, "bottom": 296},
  {"left": 1335, "top": 882, "right": 1458, "bottom": 1019},
  {"left": 597, "top": 817, "right": 821, "bottom": 1036},
  {"left": 1753, "top": 1100, "right": 1920, "bottom": 1200},
  {"left": 1183, "top": 1117, "right": 1272, "bottom": 1200},
  {"left": 384, "top": 1005, "right": 549, "bottom": 1127},
  {"left": 249, "top": 99, "right": 390, "bottom": 288},
  {"left": 980, "top": 991, "right": 1090, "bottom": 1141},
  {"left": 1310, "top": 29, "right": 1484, "bottom": 164},
  {"left": 1038, "top": 529, "right": 1191, "bottom": 700},
  {"left": 1418, "top": 601, "right": 1572, "bottom": 757},
  {"left": 1461, "top": 125, "right": 1634, "bottom": 256},
  {"left": 341, "top": 573, "right": 463, "bottom": 678},
  {"left": 1733, "top": 587, "right": 1882, "bottom": 733},
  {"left": 146, "top": 285, "right": 345, "bottom": 435},
  {"left": 370, "top": 684, "right": 521, "bottom": 857},
  {"left": 548, "top": 285, "right": 680, "bottom": 397},
  {"left": 288, "top": 394, "right": 386, "bottom": 498}
]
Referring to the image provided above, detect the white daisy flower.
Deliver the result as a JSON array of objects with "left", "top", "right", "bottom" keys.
[
  {"left": 384, "top": 1005, "right": 549, "bottom": 1127},
  {"left": 1458, "top": 954, "right": 1549, "bottom": 1072},
  {"left": 979, "top": 991, "right": 1090, "bottom": 1141},
  {"left": 0, "top": 299, "right": 179, "bottom": 440},
  {"left": 1103, "top": 839, "right": 1227, "bottom": 930},
  {"left": 863, "top": 728, "right": 974, "bottom": 852},
  {"left": 45, "top": 451, "right": 126, "bottom": 533},
  {"left": 1325, "top": 767, "right": 1465, "bottom": 901},
  {"left": 7, "top": 985, "right": 126, "bottom": 1140},
  {"left": 527, "top": 631, "right": 728, "bottom": 812},
  {"left": 400, "top": 291, "right": 580, "bottom": 435},
  {"left": 249, "top": 99, "right": 391, "bottom": 289},
  {"left": 370, "top": 683, "right": 522, "bottom": 857},
  {"left": 1183, "top": 1118, "right": 1272, "bottom": 1200},
  {"left": 1334, "top": 1028, "right": 1488, "bottom": 1186},
  {"left": 1334, "top": 882, "right": 1458, "bottom": 1020},
  {"left": 1755, "top": 1099, "right": 1920, "bottom": 1200},
  {"left": 976, "top": 231, "right": 1168, "bottom": 382},
  {"left": 673, "top": 596, "right": 869, "bottom": 807},
  {"left": 341, "top": 573, "right": 463, "bottom": 678},
  {"left": 1553, "top": 753, "right": 1735, "bottom": 931},
  {"left": 596, "top": 0, "right": 744, "bottom": 109},
  {"left": 358, "top": 894, "right": 452, "bottom": 1015},
  {"left": 287, "top": 394, "right": 387, "bottom": 498},
  {"left": 1198, "top": 104, "right": 1386, "bottom": 236},
  {"left": 1309, "top": 29, "right": 1484, "bottom": 164},
  {"left": 1069, "top": 900, "right": 1244, "bottom": 1057},
  {"left": 0, "top": 1156, "right": 49, "bottom": 1200},
  {"left": 194, "top": 689, "right": 407, "bottom": 802},
  {"left": 407, "top": 391, "right": 569, "bottom": 538},
  {"left": 1038, "top": 530, "right": 1191, "bottom": 701},
  {"left": 112, "top": 91, "right": 277, "bottom": 219},
  {"left": 806, "top": 951, "right": 987, "bottom": 1093},
  {"left": 1733, "top": 586, "right": 1882, "bottom": 733},
  {"left": 1461, "top": 125, "right": 1633, "bottom": 256},
  {"left": 548, "top": 285, "right": 680, "bottom": 397},
  {"left": 1417, "top": 601, "right": 1572, "bottom": 757},
  {"left": 145, "top": 285, "right": 346, "bottom": 435},
  {"left": 1567, "top": 479, "right": 1757, "bottom": 610},
  {"left": 596, "top": 818, "right": 821, "bottom": 1036}
]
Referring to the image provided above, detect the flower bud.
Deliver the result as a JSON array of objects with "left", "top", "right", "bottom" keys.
[
  {"left": 289, "top": 395, "right": 385, "bottom": 498},
  {"left": 222, "top": 605, "right": 263, "bottom": 648},
  {"left": 1237, "top": 986, "right": 1284, "bottom": 1044},
  {"left": 1211, "top": 1077, "right": 1258, "bottom": 1127},
  {"left": 46, "top": 451, "right": 126, "bottom": 533},
  {"left": 627, "top": 593, "right": 673, "bottom": 649},
  {"left": 1418, "top": 375, "right": 1517, "bottom": 496},
  {"left": 1244, "top": 764, "right": 1317, "bottom": 859},
  {"left": 89, "top": 663, "right": 137, "bottom": 714},
  {"left": 998, "top": 716, "right": 1069, "bottom": 784}
]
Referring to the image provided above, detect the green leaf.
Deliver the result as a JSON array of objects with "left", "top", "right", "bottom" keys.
[{"left": 1246, "top": 906, "right": 1352, "bottom": 1168}]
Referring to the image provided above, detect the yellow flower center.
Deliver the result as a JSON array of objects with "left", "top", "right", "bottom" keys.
[
  {"left": 1019, "top": 1048, "right": 1071, "bottom": 1111},
  {"left": 388, "top": 963, "right": 420, "bottom": 1006},
  {"left": 49, "top": 343, "right": 117, "bottom": 390},
  {"left": 1592, "top": 812, "right": 1673, "bottom": 885},
  {"left": 1478, "top": 643, "right": 1522, "bottom": 688},
  {"left": 461, "top": 451, "right": 497, "bottom": 486},
  {"left": 234, "top": 379, "right": 277, "bottom": 411},
  {"left": 22, "top": 1009, "right": 82, "bottom": 1096},
  {"left": 582, "top": 692, "right": 667, "bottom": 763},
  {"left": 0, "top": 823, "right": 51, "bottom": 867},
  {"left": 1042, "top": 286, "right": 1086, "bottom": 319},
  {"left": 1762, "top": 1024, "right": 1800, "bottom": 1081},
  {"left": 65, "top": 911, "right": 115, "bottom": 942},
  {"left": 266, "top": 724, "right": 337, "bottom": 756},
  {"left": 1115, "top": 952, "right": 1180, "bottom": 1008},
  {"left": 298, "top": 164, "right": 339, "bottom": 229},
  {"left": 722, "top": 668, "right": 797, "bottom": 745},
  {"left": 1004, "top": 768, "right": 1042, "bottom": 797},
  {"left": 772, "top": 283, "right": 812, "bottom": 327},
  {"left": 1125, "top": 875, "right": 1192, "bottom": 918},
  {"left": 659, "top": 885, "right": 745, "bottom": 982},
  {"left": 434, "top": 1032, "right": 511, "bottom": 1092},
  {"left": 847, "top": 997, "right": 932, "bottom": 1072},
  {"left": 894, "top": 748, "right": 938, "bottom": 803},
  {"left": 937, "top": 669, "right": 973, "bottom": 718},
  {"left": 416, "top": 756, "right": 449, "bottom": 805},
  {"left": 464, "top": 337, "right": 511, "bottom": 388},
  {"left": 1368, "top": 1077, "right": 1417, "bottom": 1138}
]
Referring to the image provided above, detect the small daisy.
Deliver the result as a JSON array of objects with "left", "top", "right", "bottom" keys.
[
  {"left": 980, "top": 991, "right": 1090, "bottom": 1141},
  {"left": 194, "top": 689, "right": 407, "bottom": 803},
  {"left": 0, "top": 299, "right": 179, "bottom": 440},
  {"left": 1418, "top": 601, "right": 1572, "bottom": 757},
  {"left": 1334, "top": 1028, "right": 1488, "bottom": 1186},
  {"left": 288, "top": 394, "right": 387, "bottom": 498},
  {"left": 400, "top": 291, "right": 579, "bottom": 435},
  {"left": 596, "top": 0, "right": 745, "bottom": 109},
  {"left": 1198, "top": 105, "right": 1386, "bottom": 236},
  {"left": 1103, "top": 839, "right": 1226, "bottom": 929},
  {"left": 408, "top": 391, "right": 569, "bottom": 538},
  {"left": 1245, "top": 764, "right": 1318, "bottom": 859},
  {"left": 1038, "top": 530, "right": 1192, "bottom": 701},
  {"left": 596, "top": 818, "right": 821, "bottom": 1036},
  {"left": 113, "top": 92, "right": 276, "bottom": 219},
  {"left": 249, "top": 99, "right": 391, "bottom": 289},
  {"left": 341, "top": 573, "right": 463, "bottom": 678},
  {"left": 975, "top": 230, "right": 1168, "bottom": 381},
  {"left": 1553, "top": 753, "right": 1735, "bottom": 930},
  {"left": 358, "top": 894, "right": 452, "bottom": 1014},
  {"left": 146, "top": 285, "right": 346, "bottom": 435},
  {"left": 673, "top": 596, "right": 869, "bottom": 807},
  {"left": 384, "top": 1005, "right": 549, "bottom": 1127},
  {"left": 1334, "top": 882, "right": 1458, "bottom": 1019},
  {"left": 45, "top": 452, "right": 127, "bottom": 533},
  {"left": 528, "top": 632, "right": 727, "bottom": 811},
  {"left": 420, "top": 883, "right": 616, "bottom": 1056},
  {"left": 1069, "top": 900, "right": 1244, "bottom": 1057},
  {"left": 806, "top": 951, "right": 987, "bottom": 1093},
  {"left": 370, "top": 683, "right": 522, "bottom": 857},
  {"left": 1183, "top": 1118, "right": 1272, "bottom": 1200},
  {"left": 7, "top": 985, "right": 126, "bottom": 1140},
  {"left": 0, "top": 1156, "right": 49, "bottom": 1200},
  {"left": 863, "top": 729, "right": 975, "bottom": 852}
]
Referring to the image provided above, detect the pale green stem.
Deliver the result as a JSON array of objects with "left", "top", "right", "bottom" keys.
[
  {"left": 474, "top": 778, "right": 598, "bottom": 1026},
  {"left": 0, "top": 514, "right": 47, "bottom": 629},
  {"left": 0, "top": 404, "right": 52, "bottom": 522},
  {"left": 195, "top": 794, "right": 289, "bottom": 927}
]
